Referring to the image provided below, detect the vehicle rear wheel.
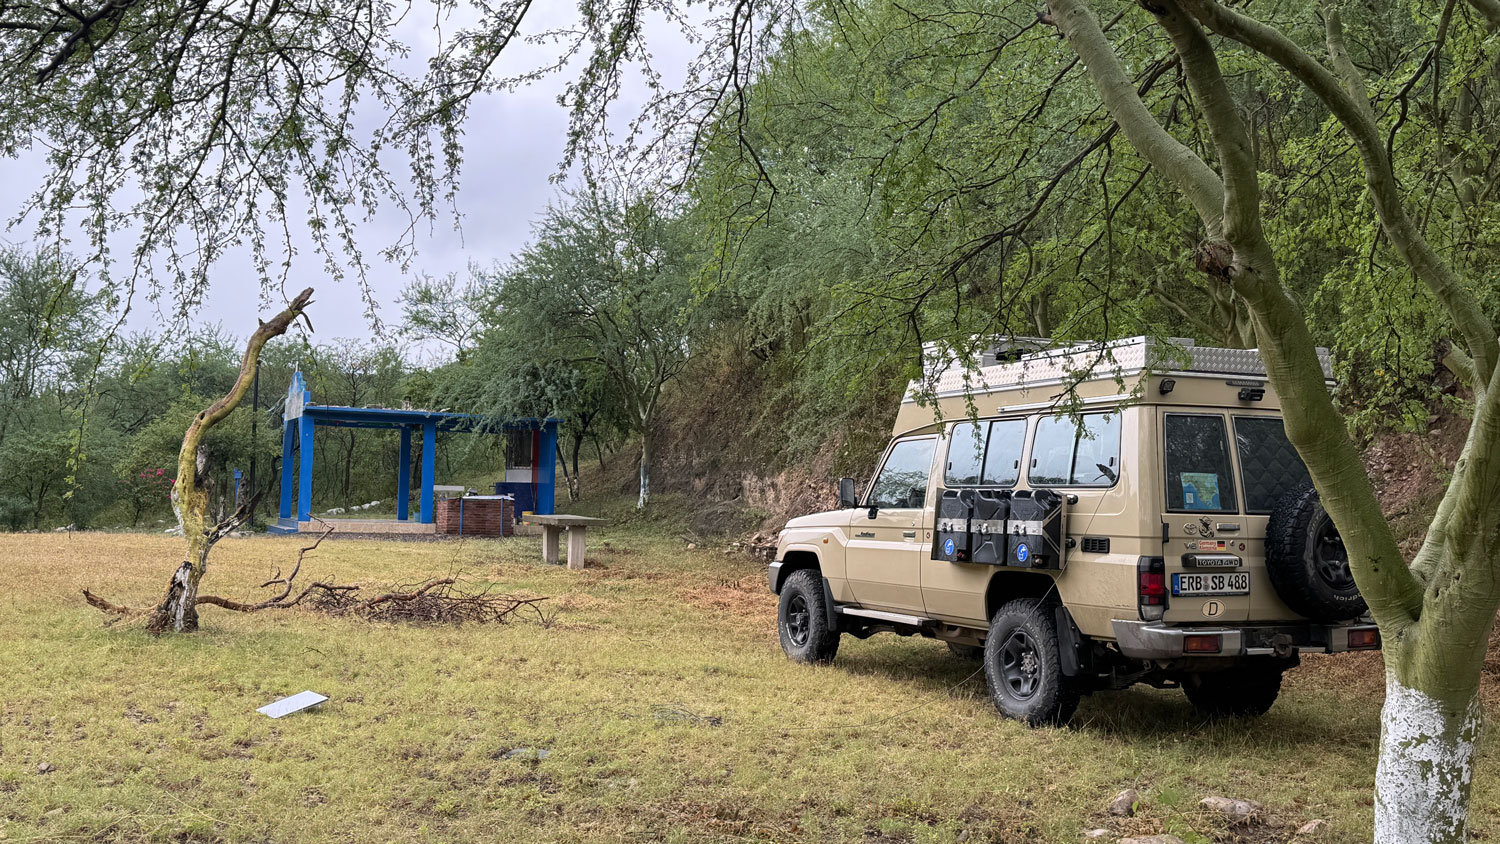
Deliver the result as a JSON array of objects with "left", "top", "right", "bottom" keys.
[
  {"left": 982, "top": 599, "right": 1079, "bottom": 726},
  {"left": 777, "top": 569, "right": 840, "bottom": 664},
  {"left": 1182, "top": 661, "right": 1284, "bottom": 718},
  {"left": 1266, "top": 486, "right": 1367, "bottom": 621}
]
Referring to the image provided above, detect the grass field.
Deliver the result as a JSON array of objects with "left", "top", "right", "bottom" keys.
[{"left": 1, "top": 528, "right": 1496, "bottom": 843}]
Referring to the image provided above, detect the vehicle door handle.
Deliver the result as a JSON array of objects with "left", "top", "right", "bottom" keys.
[{"left": 902, "top": 530, "right": 917, "bottom": 539}]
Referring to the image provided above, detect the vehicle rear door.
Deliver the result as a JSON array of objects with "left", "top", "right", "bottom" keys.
[
  {"left": 1159, "top": 410, "right": 1251, "bottom": 623},
  {"left": 846, "top": 436, "right": 936, "bottom": 612}
]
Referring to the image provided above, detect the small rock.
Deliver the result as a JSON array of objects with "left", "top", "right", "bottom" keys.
[
  {"left": 43, "top": 807, "right": 65, "bottom": 819},
  {"left": 956, "top": 832, "right": 970, "bottom": 844},
  {"left": 1200, "top": 796, "right": 1264, "bottom": 820},
  {"left": 686, "top": 543, "right": 697, "bottom": 550},
  {"left": 1109, "top": 789, "right": 1141, "bottom": 817},
  {"left": 36, "top": 761, "right": 53, "bottom": 775},
  {"left": 1084, "top": 830, "right": 1111, "bottom": 840},
  {"left": 1121, "top": 837, "right": 1185, "bottom": 844},
  {"left": 1296, "top": 820, "right": 1327, "bottom": 836}
]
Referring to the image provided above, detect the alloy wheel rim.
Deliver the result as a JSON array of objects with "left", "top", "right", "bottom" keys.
[
  {"left": 999, "top": 629, "right": 1041, "bottom": 700},
  {"left": 1313, "top": 516, "right": 1355, "bottom": 590},
  {"left": 785, "top": 594, "right": 811, "bottom": 647}
]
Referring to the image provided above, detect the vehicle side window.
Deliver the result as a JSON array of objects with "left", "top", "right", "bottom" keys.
[
  {"left": 945, "top": 422, "right": 986, "bottom": 486},
  {"left": 869, "top": 438, "right": 937, "bottom": 509},
  {"left": 1234, "top": 416, "right": 1312, "bottom": 514},
  {"left": 981, "top": 419, "right": 1027, "bottom": 486},
  {"left": 1029, "top": 413, "right": 1120, "bottom": 486},
  {"left": 1165, "top": 414, "right": 1239, "bottom": 513}
]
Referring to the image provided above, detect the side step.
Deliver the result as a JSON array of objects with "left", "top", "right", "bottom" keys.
[{"left": 835, "top": 606, "right": 934, "bottom": 628}]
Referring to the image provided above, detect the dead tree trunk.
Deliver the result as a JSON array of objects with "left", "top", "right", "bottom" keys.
[{"left": 148, "top": 288, "right": 314, "bottom": 634}]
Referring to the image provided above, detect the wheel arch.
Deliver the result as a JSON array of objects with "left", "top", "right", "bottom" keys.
[
  {"left": 773, "top": 548, "right": 822, "bottom": 594},
  {"left": 984, "top": 570, "right": 1061, "bottom": 619}
]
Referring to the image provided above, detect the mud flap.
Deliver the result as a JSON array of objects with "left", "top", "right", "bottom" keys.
[{"left": 1055, "top": 605, "right": 1085, "bottom": 677}]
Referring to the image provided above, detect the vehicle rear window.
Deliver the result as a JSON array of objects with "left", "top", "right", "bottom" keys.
[
  {"left": 1029, "top": 413, "right": 1120, "bottom": 486},
  {"left": 981, "top": 419, "right": 1027, "bottom": 486},
  {"left": 869, "top": 438, "right": 936, "bottom": 509},
  {"left": 1165, "top": 414, "right": 1238, "bottom": 513},
  {"left": 945, "top": 422, "right": 986, "bottom": 485},
  {"left": 1234, "top": 416, "right": 1313, "bottom": 514},
  {"left": 945, "top": 419, "right": 1027, "bottom": 487}
]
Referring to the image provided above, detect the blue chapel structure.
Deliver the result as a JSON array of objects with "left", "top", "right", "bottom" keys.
[{"left": 271, "top": 371, "right": 559, "bottom": 533}]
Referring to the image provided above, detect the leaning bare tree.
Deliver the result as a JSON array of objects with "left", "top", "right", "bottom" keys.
[
  {"left": 150, "top": 287, "right": 313, "bottom": 632},
  {"left": 1046, "top": 2, "right": 1500, "bottom": 841}
]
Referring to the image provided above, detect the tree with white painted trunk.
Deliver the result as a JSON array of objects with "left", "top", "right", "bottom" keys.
[{"left": 1046, "top": 1, "right": 1499, "bottom": 841}]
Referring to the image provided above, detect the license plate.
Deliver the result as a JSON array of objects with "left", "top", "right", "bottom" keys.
[{"left": 1172, "top": 571, "right": 1250, "bottom": 596}]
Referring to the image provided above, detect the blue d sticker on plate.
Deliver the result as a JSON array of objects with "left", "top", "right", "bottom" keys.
[
  {"left": 943, "top": 538, "right": 955, "bottom": 556},
  {"left": 1016, "top": 543, "right": 1030, "bottom": 562}
]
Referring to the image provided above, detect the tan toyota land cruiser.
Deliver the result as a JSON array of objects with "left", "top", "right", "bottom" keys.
[{"left": 768, "top": 337, "right": 1380, "bottom": 726}]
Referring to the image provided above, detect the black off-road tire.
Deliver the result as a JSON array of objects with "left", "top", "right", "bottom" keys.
[
  {"left": 1266, "top": 487, "right": 1367, "bottom": 621},
  {"left": 947, "top": 642, "right": 984, "bottom": 661},
  {"left": 777, "top": 569, "right": 840, "bottom": 664},
  {"left": 1182, "top": 661, "right": 1285, "bottom": 718},
  {"left": 982, "top": 599, "right": 1080, "bottom": 727}
]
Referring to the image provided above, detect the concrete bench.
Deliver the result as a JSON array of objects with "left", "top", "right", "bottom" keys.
[{"left": 518, "top": 514, "right": 607, "bottom": 570}]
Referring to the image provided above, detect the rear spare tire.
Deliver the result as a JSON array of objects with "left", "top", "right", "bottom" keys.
[
  {"left": 777, "top": 569, "right": 840, "bottom": 664},
  {"left": 1266, "top": 486, "right": 1367, "bottom": 621},
  {"left": 982, "top": 599, "right": 1079, "bottom": 727}
]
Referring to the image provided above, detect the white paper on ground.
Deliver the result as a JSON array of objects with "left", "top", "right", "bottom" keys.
[{"left": 257, "top": 691, "right": 329, "bottom": 718}]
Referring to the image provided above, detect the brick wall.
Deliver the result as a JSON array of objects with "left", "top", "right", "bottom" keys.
[{"left": 434, "top": 497, "right": 513, "bottom": 536}]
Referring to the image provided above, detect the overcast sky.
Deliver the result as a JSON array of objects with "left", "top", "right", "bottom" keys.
[{"left": 0, "top": 4, "right": 698, "bottom": 362}]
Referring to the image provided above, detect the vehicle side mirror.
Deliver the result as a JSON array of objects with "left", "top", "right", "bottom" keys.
[{"left": 838, "top": 477, "right": 858, "bottom": 509}]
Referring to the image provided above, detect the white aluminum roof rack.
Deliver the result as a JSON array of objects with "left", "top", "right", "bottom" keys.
[{"left": 911, "top": 336, "right": 1334, "bottom": 400}]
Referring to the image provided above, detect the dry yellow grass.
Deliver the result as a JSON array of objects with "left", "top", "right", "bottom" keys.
[{"left": 1, "top": 530, "right": 1496, "bottom": 843}]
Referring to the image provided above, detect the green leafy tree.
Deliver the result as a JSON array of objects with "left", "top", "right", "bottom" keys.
[{"left": 472, "top": 186, "right": 705, "bottom": 508}]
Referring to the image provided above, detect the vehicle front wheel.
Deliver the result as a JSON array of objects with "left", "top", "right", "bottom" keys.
[
  {"left": 1182, "top": 661, "right": 1285, "bottom": 718},
  {"left": 982, "top": 599, "right": 1079, "bottom": 726},
  {"left": 777, "top": 569, "right": 840, "bottom": 664}
]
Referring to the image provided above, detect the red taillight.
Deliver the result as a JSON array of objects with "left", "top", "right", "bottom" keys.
[
  {"left": 1349, "top": 628, "right": 1380, "bottom": 650},
  {"left": 1138, "top": 557, "right": 1167, "bottom": 620},
  {"left": 1183, "top": 634, "right": 1222, "bottom": 654},
  {"left": 1139, "top": 571, "right": 1166, "bottom": 604}
]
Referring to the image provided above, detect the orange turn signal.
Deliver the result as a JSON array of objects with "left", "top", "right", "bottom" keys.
[
  {"left": 1349, "top": 628, "right": 1380, "bottom": 650},
  {"left": 1183, "top": 634, "right": 1221, "bottom": 654}
]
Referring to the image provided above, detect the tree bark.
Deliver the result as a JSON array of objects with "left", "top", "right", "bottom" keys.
[
  {"left": 637, "top": 428, "right": 652, "bottom": 510},
  {"left": 148, "top": 288, "right": 313, "bottom": 634},
  {"left": 1376, "top": 673, "right": 1482, "bottom": 844}
]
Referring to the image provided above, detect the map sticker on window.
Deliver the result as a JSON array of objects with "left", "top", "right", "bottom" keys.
[{"left": 1181, "top": 472, "right": 1221, "bottom": 510}]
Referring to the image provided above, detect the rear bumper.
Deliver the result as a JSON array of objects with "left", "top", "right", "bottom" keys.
[{"left": 1111, "top": 619, "right": 1381, "bottom": 660}]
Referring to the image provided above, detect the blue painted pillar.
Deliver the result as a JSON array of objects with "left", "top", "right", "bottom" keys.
[
  {"left": 279, "top": 421, "right": 295, "bottom": 519},
  {"left": 537, "top": 421, "right": 558, "bottom": 515},
  {"left": 419, "top": 420, "right": 436, "bottom": 524},
  {"left": 397, "top": 426, "right": 412, "bottom": 521},
  {"left": 297, "top": 416, "right": 315, "bottom": 522}
]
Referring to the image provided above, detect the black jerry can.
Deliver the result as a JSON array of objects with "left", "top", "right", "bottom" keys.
[
  {"left": 933, "top": 489, "right": 973, "bottom": 561},
  {"left": 1006, "top": 489, "right": 1066, "bottom": 569},
  {"left": 969, "top": 489, "right": 1011, "bottom": 565}
]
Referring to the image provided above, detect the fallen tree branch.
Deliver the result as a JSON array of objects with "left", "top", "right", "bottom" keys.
[{"left": 86, "top": 520, "right": 546, "bottom": 626}]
